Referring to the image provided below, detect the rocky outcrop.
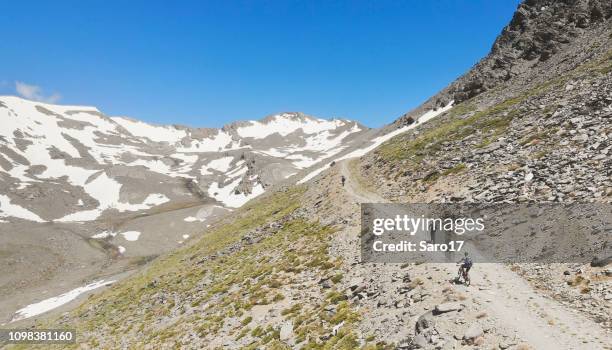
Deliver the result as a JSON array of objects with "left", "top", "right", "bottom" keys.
[{"left": 394, "top": 0, "right": 612, "bottom": 127}]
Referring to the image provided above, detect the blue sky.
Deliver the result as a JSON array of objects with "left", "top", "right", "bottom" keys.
[{"left": 1, "top": 0, "right": 520, "bottom": 128}]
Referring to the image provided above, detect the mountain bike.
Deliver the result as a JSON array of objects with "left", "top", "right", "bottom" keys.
[{"left": 456, "top": 264, "right": 471, "bottom": 286}]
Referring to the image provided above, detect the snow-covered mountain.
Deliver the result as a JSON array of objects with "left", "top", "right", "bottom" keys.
[
  {"left": 0, "top": 95, "right": 368, "bottom": 222},
  {"left": 0, "top": 95, "right": 377, "bottom": 323}
]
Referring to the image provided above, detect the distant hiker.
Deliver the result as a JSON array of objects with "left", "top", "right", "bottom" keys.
[
  {"left": 341, "top": 175, "right": 346, "bottom": 187},
  {"left": 457, "top": 251, "right": 473, "bottom": 285}
]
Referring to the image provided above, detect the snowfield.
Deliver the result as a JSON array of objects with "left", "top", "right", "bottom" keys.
[
  {"left": 10, "top": 280, "right": 115, "bottom": 322},
  {"left": 208, "top": 179, "right": 266, "bottom": 208},
  {"left": 111, "top": 117, "right": 188, "bottom": 143},
  {"left": 0, "top": 194, "right": 46, "bottom": 222}
]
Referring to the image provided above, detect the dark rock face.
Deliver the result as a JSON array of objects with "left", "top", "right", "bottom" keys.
[
  {"left": 394, "top": 0, "right": 612, "bottom": 126},
  {"left": 591, "top": 255, "right": 611, "bottom": 267},
  {"left": 456, "top": 0, "right": 612, "bottom": 103}
]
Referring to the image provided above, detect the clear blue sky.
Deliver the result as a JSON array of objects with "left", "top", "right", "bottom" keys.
[{"left": 0, "top": 0, "right": 521, "bottom": 128}]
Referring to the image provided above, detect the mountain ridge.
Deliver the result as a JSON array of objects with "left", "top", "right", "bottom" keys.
[
  {"left": 0, "top": 94, "right": 369, "bottom": 222},
  {"left": 393, "top": 0, "right": 612, "bottom": 128}
]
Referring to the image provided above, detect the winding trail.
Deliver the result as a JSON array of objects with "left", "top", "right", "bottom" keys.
[
  {"left": 339, "top": 160, "right": 384, "bottom": 203},
  {"left": 339, "top": 159, "right": 612, "bottom": 350}
]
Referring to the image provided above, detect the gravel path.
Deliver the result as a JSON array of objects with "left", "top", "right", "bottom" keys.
[{"left": 340, "top": 158, "right": 612, "bottom": 350}]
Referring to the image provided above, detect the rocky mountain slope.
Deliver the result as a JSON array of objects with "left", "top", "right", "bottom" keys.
[
  {"left": 0, "top": 96, "right": 376, "bottom": 324},
  {"left": 394, "top": 0, "right": 612, "bottom": 126},
  {"left": 2, "top": 0, "right": 611, "bottom": 349}
]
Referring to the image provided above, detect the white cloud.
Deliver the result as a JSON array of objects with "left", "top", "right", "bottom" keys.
[{"left": 15, "top": 81, "right": 61, "bottom": 103}]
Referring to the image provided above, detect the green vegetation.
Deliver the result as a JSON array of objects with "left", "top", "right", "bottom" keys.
[
  {"left": 592, "top": 49, "right": 612, "bottom": 74},
  {"left": 423, "top": 163, "right": 467, "bottom": 183},
  {"left": 531, "top": 149, "right": 549, "bottom": 159},
  {"left": 348, "top": 158, "right": 378, "bottom": 194},
  {"left": 518, "top": 128, "right": 556, "bottom": 146},
  {"left": 17, "top": 185, "right": 372, "bottom": 349},
  {"left": 375, "top": 48, "right": 612, "bottom": 169},
  {"left": 331, "top": 273, "right": 344, "bottom": 284},
  {"left": 376, "top": 97, "right": 518, "bottom": 163}
]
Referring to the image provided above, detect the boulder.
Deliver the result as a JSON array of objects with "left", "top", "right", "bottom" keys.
[
  {"left": 591, "top": 255, "right": 611, "bottom": 267},
  {"left": 463, "top": 323, "right": 484, "bottom": 342},
  {"left": 332, "top": 321, "right": 345, "bottom": 336},
  {"left": 412, "top": 334, "right": 428, "bottom": 348},
  {"left": 434, "top": 302, "right": 463, "bottom": 315},
  {"left": 280, "top": 322, "right": 293, "bottom": 341},
  {"left": 415, "top": 311, "right": 435, "bottom": 334}
]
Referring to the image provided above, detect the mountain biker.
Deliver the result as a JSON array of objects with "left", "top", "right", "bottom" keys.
[
  {"left": 457, "top": 251, "right": 473, "bottom": 282},
  {"left": 341, "top": 175, "right": 346, "bottom": 186}
]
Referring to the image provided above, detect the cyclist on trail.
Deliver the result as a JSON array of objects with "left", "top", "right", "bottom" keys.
[
  {"left": 457, "top": 251, "right": 473, "bottom": 283},
  {"left": 341, "top": 175, "right": 346, "bottom": 187}
]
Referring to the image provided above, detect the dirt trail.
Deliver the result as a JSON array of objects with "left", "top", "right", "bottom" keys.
[
  {"left": 452, "top": 244, "right": 611, "bottom": 349},
  {"left": 339, "top": 159, "right": 612, "bottom": 350},
  {"left": 339, "top": 160, "right": 384, "bottom": 203}
]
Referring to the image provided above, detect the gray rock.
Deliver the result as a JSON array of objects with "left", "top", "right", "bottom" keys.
[
  {"left": 463, "top": 323, "right": 483, "bottom": 341},
  {"left": 591, "top": 255, "right": 611, "bottom": 267},
  {"left": 332, "top": 321, "right": 345, "bottom": 336},
  {"left": 413, "top": 334, "right": 428, "bottom": 348},
  {"left": 415, "top": 311, "right": 435, "bottom": 334},
  {"left": 433, "top": 302, "right": 463, "bottom": 314},
  {"left": 499, "top": 340, "right": 516, "bottom": 349},
  {"left": 280, "top": 322, "right": 293, "bottom": 341}
]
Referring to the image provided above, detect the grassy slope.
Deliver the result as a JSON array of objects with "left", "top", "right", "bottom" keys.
[
  {"left": 371, "top": 49, "right": 612, "bottom": 185},
  {"left": 15, "top": 187, "right": 388, "bottom": 349}
]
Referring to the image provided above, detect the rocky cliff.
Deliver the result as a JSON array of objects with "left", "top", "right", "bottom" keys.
[{"left": 394, "top": 0, "right": 612, "bottom": 127}]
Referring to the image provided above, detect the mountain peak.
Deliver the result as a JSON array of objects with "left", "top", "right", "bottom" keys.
[
  {"left": 393, "top": 0, "right": 611, "bottom": 127},
  {"left": 0, "top": 95, "right": 101, "bottom": 114},
  {"left": 262, "top": 112, "right": 311, "bottom": 122}
]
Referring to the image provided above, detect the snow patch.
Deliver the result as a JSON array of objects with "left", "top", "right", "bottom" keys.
[
  {"left": 176, "top": 131, "right": 234, "bottom": 152},
  {"left": 120, "top": 231, "right": 141, "bottom": 241},
  {"left": 208, "top": 179, "right": 265, "bottom": 208},
  {"left": 201, "top": 156, "right": 234, "bottom": 175},
  {"left": 57, "top": 175, "right": 169, "bottom": 222},
  {"left": 298, "top": 102, "right": 453, "bottom": 184},
  {"left": 91, "top": 231, "right": 113, "bottom": 239},
  {"left": 0, "top": 195, "right": 45, "bottom": 222},
  {"left": 10, "top": 280, "right": 114, "bottom": 322},
  {"left": 91, "top": 230, "right": 140, "bottom": 241},
  {"left": 112, "top": 117, "right": 186, "bottom": 143}
]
